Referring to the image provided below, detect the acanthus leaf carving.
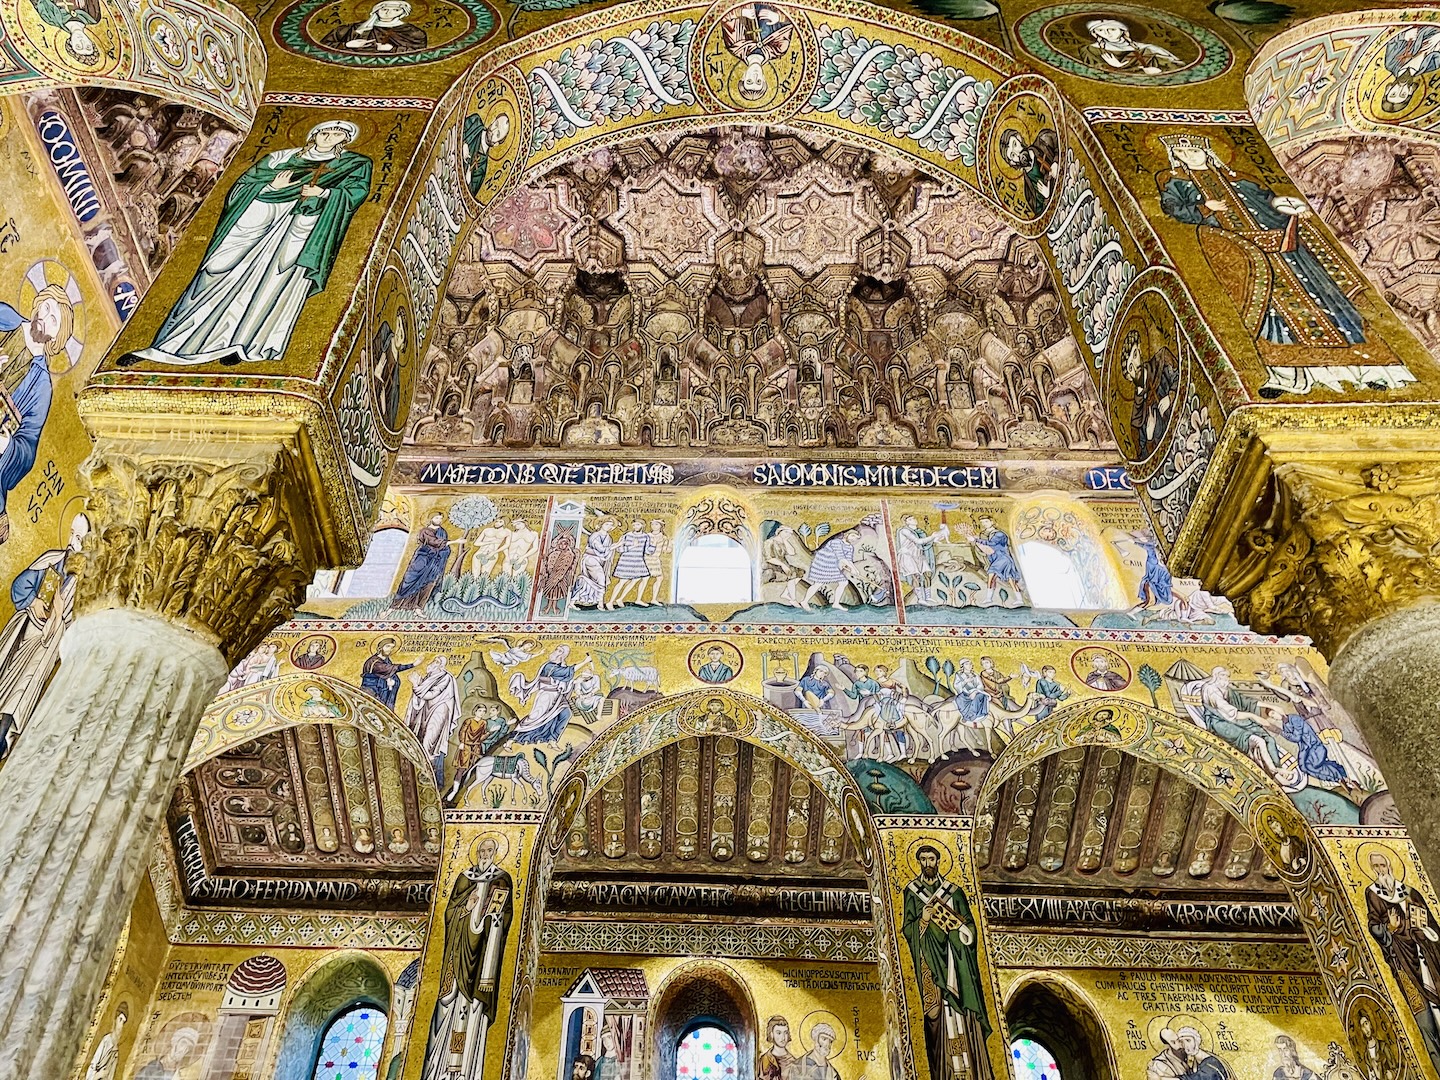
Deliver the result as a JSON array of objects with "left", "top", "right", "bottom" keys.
[
  {"left": 75, "top": 439, "right": 322, "bottom": 664},
  {"left": 1221, "top": 459, "right": 1440, "bottom": 656}
]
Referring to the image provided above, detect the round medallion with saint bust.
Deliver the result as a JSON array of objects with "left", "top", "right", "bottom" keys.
[
  {"left": 276, "top": 0, "right": 496, "bottom": 66},
  {"left": 695, "top": 1, "right": 813, "bottom": 115},
  {"left": 1103, "top": 281, "right": 1189, "bottom": 471},
  {"left": 1016, "top": 3, "right": 1231, "bottom": 87}
]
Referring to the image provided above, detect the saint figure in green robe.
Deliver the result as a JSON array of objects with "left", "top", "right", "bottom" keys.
[
  {"left": 901, "top": 844, "right": 994, "bottom": 1080},
  {"left": 126, "top": 119, "right": 371, "bottom": 366}
]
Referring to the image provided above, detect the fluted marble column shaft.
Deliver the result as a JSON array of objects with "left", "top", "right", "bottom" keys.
[
  {"left": 1330, "top": 603, "right": 1440, "bottom": 886},
  {"left": 0, "top": 609, "right": 228, "bottom": 1078}
]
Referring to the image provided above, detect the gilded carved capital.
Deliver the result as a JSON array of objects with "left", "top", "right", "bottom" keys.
[
  {"left": 74, "top": 437, "right": 324, "bottom": 664},
  {"left": 1218, "top": 459, "right": 1440, "bottom": 657}
]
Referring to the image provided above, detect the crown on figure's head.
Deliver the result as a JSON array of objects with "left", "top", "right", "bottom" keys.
[{"left": 1159, "top": 133, "right": 1213, "bottom": 153}]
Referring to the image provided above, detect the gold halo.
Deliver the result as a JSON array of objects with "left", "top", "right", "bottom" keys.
[
  {"left": 469, "top": 830, "right": 510, "bottom": 865},
  {"left": 56, "top": 494, "right": 89, "bottom": 546},
  {"left": 798, "top": 1010, "right": 847, "bottom": 1057},
  {"left": 1356, "top": 841, "right": 1406, "bottom": 884},
  {"left": 1147, "top": 1014, "right": 1210, "bottom": 1054},
  {"left": 906, "top": 835, "right": 953, "bottom": 880}
]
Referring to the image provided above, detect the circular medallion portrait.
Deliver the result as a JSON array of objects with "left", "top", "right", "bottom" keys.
[
  {"left": 1016, "top": 4, "right": 1231, "bottom": 87},
  {"left": 688, "top": 639, "right": 743, "bottom": 685},
  {"left": 14, "top": 0, "right": 126, "bottom": 76},
  {"left": 1104, "top": 281, "right": 1189, "bottom": 469},
  {"left": 696, "top": 1, "right": 812, "bottom": 114},
  {"left": 460, "top": 74, "right": 528, "bottom": 208},
  {"left": 1070, "top": 646, "right": 1131, "bottom": 692},
  {"left": 979, "top": 77, "right": 1064, "bottom": 227},
  {"left": 290, "top": 633, "right": 337, "bottom": 671},
  {"left": 371, "top": 267, "right": 415, "bottom": 435},
  {"left": 276, "top": 0, "right": 496, "bottom": 66},
  {"left": 1350, "top": 24, "right": 1440, "bottom": 129},
  {"left": 1060, "top": 703, "right": 1143, "bottom": 746}
]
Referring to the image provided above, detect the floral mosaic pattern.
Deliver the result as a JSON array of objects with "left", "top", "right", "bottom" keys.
[
  {"left": 806, "top": 26, "right": 994, "bottom": 165},
  {"left": 399, "top": 124, "right": 468, "bottom": 343},
  {"left": 1144, "top": 391, "right": 1218, "bottom": 543},
  {"left": 1045, "top": 149, "right": 1137, "bottom": 363},
  {"left": 528, "top": 21, "right": 696, "bottom": 152}
]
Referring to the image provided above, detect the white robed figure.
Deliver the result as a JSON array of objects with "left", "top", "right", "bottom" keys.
[
  {"left": 125, "top": 120, "right": 372, "bottom": 366},
  {"left": 405, "top": 655, "right": 462, "bottom": 785},
  {"left": 422, "top": 837, "right": 513, "bottom": 1080}
]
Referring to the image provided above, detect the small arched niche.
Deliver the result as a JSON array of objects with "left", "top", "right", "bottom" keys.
[
  {"left": 652, "top": 963, "right": 756, "bottom": 1080},
  {"left": 1006, "top": 980, "right": 1115, "bottom": 1080}
]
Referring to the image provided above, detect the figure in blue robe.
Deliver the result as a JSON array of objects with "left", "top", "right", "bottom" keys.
[
  {"left": 1281, "top": 712, "right": 1348, "bottom": 785},
  {"left": 393, "top": 515, "right": 452, "bottom": 610},
  {"left": 0, "top": 293, "right": 63, "bottom": 543},
  {"left": 1158, "top": 136, "right": 1366, "bottom": 350},
  {"left": 1135, "top": 532, "right": 1173, "bottom": 606}
]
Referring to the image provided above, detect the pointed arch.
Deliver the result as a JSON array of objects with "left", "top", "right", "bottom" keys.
[
  {"left": 498, "top": 687, "right": 909, "bottom": 1080},
  {"left": 273, "top": 951, "right": 392, "bottom": 1080},
  {"left": 973, "top": 697, "right": 1422, "bottom": 1079}
]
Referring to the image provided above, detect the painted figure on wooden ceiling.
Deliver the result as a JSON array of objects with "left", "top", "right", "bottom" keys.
[
  {"left": 901, "top": 844, "right": 993, "bottom": 1080},
  {"left": 0, "top": 283, "right": 71, "bottom": 545},
  {"left": 721, "top": 3, "right": 793, "bottom": 101},
  {"left": 422, "top": 835, "right": 513, "bottom": 1080},
  {"left": 1377, "top": 26, "right": 1440, "bottom": 118},
  {"left": 321, "top": 0, "right": 427, "bottom": 52},
  {"left": 1363, "top": 846, "right": 1440, "bottom": 1075},
  {"left": 125, "top": 120, "right": 372, "bottom": 366},
  {"left": 0, "top": 509, "right": 86, "bottom": 758},
  {"left": 1079, "top": 18, "right": 1181, "bottom": 75},
  {"left": 999, "top": 127, "right": 1060, "bottom": 217},
  {"left": 1156, "top": 134, "right": 1366, "bottom": 350},
  {"left": 360, "top": 637, "right": 415, "bottom": 709}
]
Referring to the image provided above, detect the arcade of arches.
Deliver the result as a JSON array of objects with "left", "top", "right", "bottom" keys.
[{"left": 8, "top": 1, "right": 1440, "bottom": 1079}]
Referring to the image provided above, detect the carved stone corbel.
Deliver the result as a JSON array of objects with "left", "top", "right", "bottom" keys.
[
  {"left": 75, "top": 435, "right": 326, "bottom": 664},
  {"left": 1218, "top": 459, "right": 1440, "bottom": 658}
]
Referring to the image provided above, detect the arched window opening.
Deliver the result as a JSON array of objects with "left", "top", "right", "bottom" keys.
[
  {"left": 310, "top": 1002, "right": 388, "bottom": 1080},
  {"left": 309, "top": 527, "right": 411, "bottom": 600},
  {"left": 674, "top": 535, "right": 753, "bottom": 605},
  {"left": 1012, "top": 503, "right": 1127, "bottom": 611},
  {"left": 677, "top": 1022, "right": 738, "bottom": 1080},
  {"left": 1011, "top": 1037, "right": 1062, "bottom": 1079}
]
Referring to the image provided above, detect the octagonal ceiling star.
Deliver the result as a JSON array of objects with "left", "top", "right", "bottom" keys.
[
  {"left": 768, "top": 181, "right": 870, "bottom": 276},
  {"left": 481, "top": 180, "right": 582, "bottom": 271},
  {"left": 615, "top": 174, "right": 717, "bottom": 273},
  {"left": 908, "top": 187, "right": 1009, "bottom": 269}
]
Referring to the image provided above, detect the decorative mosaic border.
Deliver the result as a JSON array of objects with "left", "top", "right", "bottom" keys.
[
  {"left": 280, "top": 617, "right": 1306, "bottom": 647},
  {"left": 989, "top": 931, "right": 1318, "bottom": 972},
  {"left": 169, "top": 907, "right": 427, "bottom": 950},
  {"left": 540, "top": 918, "right": 878, "bottom": 963},
  {"left": 1081, "top": 108, "right": 1256, "bottom": 124},
  {"left": 261, "top": 92, "right": 440, "bottom": 109}
]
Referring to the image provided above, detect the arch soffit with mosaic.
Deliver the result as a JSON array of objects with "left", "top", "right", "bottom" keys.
[
  {"left": 185, "top": 672, "right": 437, "bottom": 793},
  {"left": 1000, "top": 971, "right": 1121, "bottom": 1080},
  {"left": 498, "top": 688, "right": 905, "bottom": 1080},
  {"left": 973, "top": 697, "right": 1421, "bottom": 1079},
  {"left": 1247, "top": 9, "right": 1440, "bottom": 154},
  {"left": 0, "top": 0, "right": 265, "bottom": 131}
]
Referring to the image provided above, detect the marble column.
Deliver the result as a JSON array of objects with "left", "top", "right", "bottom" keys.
[
  {"left": 0, "top": 610, "right": 227, "bottom": 1076},
  {"left": 1329, "top": 603, "right": 1440, "bottom": 878},
  {"left": 0, "top": 440, "right": 319, "bottom": 1080}
]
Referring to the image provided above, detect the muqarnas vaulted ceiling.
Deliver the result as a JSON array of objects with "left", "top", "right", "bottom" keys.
[{"left": 410, "top": 127, "right": 1115, "bottom": 458}]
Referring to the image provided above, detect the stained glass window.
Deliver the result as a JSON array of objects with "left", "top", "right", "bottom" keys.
[
  {"left": 676, "top": 1024, "right": 737, "bottom": 1080},
  {"left": 311, "top": 1003, "right": 389, "bottom": 1080},
  {"left": 1010, "top": 1038, "right": 1061, "bottom": 1079}
]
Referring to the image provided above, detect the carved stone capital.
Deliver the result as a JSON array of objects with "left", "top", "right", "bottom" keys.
[
  {"left": 1218, "top": 459, "right": 1440, "bottom": 657},
  {"left": 74, "top": 436, "right": 325, "bottom": 664}
]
